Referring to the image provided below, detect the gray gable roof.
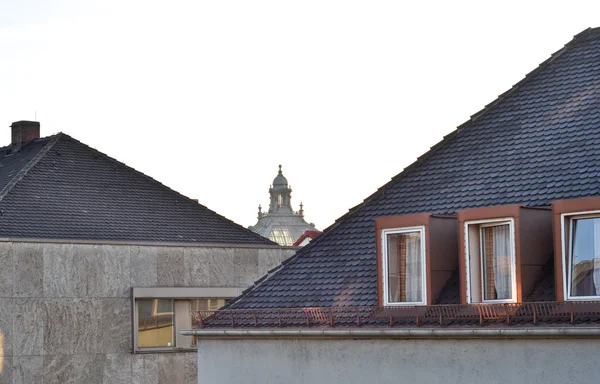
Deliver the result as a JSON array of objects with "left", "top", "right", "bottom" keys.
[
  {"left": 229, "top": 27, "right": 600, "bottom": 309},
  {"left": 0, "top": 133, "right": 275, "bottom": 245}
]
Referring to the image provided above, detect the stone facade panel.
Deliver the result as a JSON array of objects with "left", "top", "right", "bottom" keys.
[
  {"left": 102, "top": 298, "right": 131, "bottom": 354},
  {"left": 208, "top": 248, "right": 235, "bottom": 287},
  {"left": 157, "top": 247, "right": 185, "bottom": 287},
  {"left": 183, "top": 248, "right": 210, "bottom": 287},
  {"left": 132, "top": 354, "right": 158, "bottom": 384},
  {"left": 43, "top": 354, "right": 74, "bottom": 384},
  {"left": 73, "top": 298, "right": 103, "bottom": 354},
  {"left": 13, "top": 298, "right": 45, "bottom": 356},
  {"left": 0, "top": 243, "right": 12, "bottom": 297},
  {"left": 234, "top": 248, "right": 259, "bottom": 287},
  {"left": 72, "top": 354, "right": 104, "bottom": 384},
  {"left": 12, "top": 356, "right": 43, "bottom": 384},
  {"left": 44, "top": 299, "right": 75, "bottom": 355},
  {"left": 103, "top": 353, "right": 132, "bottom": 384},
  {"left": 13, "top": 243, "right": 43, "bottom": 297},
  {"left": 131, "top": 246, "right": 158, "bottom": 287},
  {"left": 0, "top": 298, "right": 13, "bottom": 357}
]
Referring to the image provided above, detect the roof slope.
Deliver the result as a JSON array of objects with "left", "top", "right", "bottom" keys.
[
  {"left": 0, "top": 134, "right": 275, "bottom": 245},
  {"left": 229, "top": 27, "right": 600, "bottom": 308}
]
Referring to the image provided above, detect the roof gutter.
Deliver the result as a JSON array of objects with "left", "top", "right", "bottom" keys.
[{"left": 181, "top": 327, "right": 600, "bottom": 339}]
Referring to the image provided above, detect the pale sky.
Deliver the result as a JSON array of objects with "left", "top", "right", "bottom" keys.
[{"left": 1, "top": 1, "right": 599, "bottom": 230}]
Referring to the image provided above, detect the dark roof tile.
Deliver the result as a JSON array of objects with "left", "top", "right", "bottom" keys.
[
  {"left": 0, "top": 134, "right": 274, "bottom": 245},
  {"left": 229, "top": 27, "right": 600, "bottom": 309}
]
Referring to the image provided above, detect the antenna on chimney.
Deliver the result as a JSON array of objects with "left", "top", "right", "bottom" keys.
[{"left": 34, "top": 111, "right": 37, "bottom": 121}]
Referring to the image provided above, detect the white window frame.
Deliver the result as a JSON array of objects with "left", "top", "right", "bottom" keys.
[
  {"left": 561, "top": 210, "right": 600, "bottom": 301},
  {"left": 381, "top": 226, "right": 427, "bottom": 306},
  {"left": 464, "top": 218, "right": 517, "bottom": 304}
]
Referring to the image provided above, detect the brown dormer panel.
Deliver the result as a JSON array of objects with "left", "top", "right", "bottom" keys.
[
  {"left": 375, "top": 213, "right": 458, "bottom": 306},
  {"left": 457, "top": 205, "right": 552, "bottom": 304}
]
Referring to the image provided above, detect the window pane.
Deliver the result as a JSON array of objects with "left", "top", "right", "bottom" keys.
[
  {"left": 137, "top": 299, "right": 174, "bottom": 348},
  {"left": 190, "top": 299, "right": 229, "bottom": 347},
  {"left": 571, "top": 217, "right": 600, "bottom": 297},
  {"left": 269, "top": 229, "right": 294, "bottom": 246},
  {"left": 481, "top": 224, "right": 512, "bottom": 300},
  {"left": 386, "top": 231, "right": 423, "bottom": 303}
]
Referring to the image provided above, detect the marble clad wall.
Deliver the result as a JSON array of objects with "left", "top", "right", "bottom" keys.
[{"left": 0, "top": 242, "right": 295, "bottom": 383}]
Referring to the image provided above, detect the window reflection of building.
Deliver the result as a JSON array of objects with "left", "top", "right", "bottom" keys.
[
  {"left": 137, "top": 299, "right": 174, "bottom": 348},
  {"left": 136, "top": 298, "right": 229, "bottom": 350},
  {"left": 570, "top": 217, "right": 600, "bottom": 297},
  {"left": 190, "top": 299, "right": 229, "bottom": 346}
]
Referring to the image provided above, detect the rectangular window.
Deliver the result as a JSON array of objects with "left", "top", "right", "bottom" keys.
[
  {"left": 465, "top": 219, "right": 516, "bottom": 303},
  {"left": 269, "top": 229, "right": 294, "bottom": 246},
  {"left": 135, "top": 298, "right": 229, "bottom": 351},
  {"left": 382, "top": 227, "right": 426, "bottom": 306},
  {"left": 564, "top": 213, "right": 600, "bottom": 299},
  {"left": 137, "top": 299, "right": 174, "bottom": 348}
]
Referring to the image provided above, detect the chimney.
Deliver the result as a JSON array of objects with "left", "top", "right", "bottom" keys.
[{"left": 11, "top": 121, "right": 40, "bottom": 152}]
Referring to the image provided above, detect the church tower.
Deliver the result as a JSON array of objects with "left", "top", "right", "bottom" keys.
[{"left": 249, "top": 165, "right": 318, "bottom": 246}]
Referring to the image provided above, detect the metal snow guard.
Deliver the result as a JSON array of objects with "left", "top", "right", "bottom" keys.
[{"left": 191, "top": 301, "right": 600, "bottom": 328}]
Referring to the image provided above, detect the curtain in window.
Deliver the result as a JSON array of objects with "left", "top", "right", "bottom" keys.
[
  {"left": 404, "top": 233, "right": 422, "bottom": 302},
  {"left": 492, "top": 225, "right": 512, "bottom": 299},
  {"left": 387, "top": 232, "right": 422, "bottom": 303},
  {"left": 482, "top": 224, "right": 512, "bottom": 300}
]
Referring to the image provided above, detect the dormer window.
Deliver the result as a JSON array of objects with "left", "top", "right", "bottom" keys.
[
  {"left": 566, "top": 215, "right": 600, "bottom": 298},
  {"left": 552, "top": 197, "right": 600, "bottom": 301},
  {"left": 376, "top": 214, "right": 458, "bottom": 307},
  {"left": 382, "top": 227, "right": 426, "bottom": 305},
  {"left": 464, "top": 219, "right": 516, "bottom": 303},
  {"left": 458, "top": 205, "right": 552, "bottom": 305}
]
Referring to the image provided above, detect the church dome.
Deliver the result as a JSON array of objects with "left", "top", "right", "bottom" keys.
[
  {"left": 272, "top": 165, "right": 288, "bottom": 187},
  {"left": 251, "top": 164, "right": 319, "bottom": 246}
]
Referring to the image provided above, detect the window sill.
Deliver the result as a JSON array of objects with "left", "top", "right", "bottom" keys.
[
  {"left": 133, "top": 347, "right": 198, "bottom": 354},
  {"left": 383, "top": 302, "right": 427, "bottom": 307},
  {"left": 565, "top": 296, "right": 600, "bottom": 301}
]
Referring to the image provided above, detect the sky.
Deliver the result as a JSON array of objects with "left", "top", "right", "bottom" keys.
[{"left": 1, "top": 1, "right": 599, "bottom": 231}]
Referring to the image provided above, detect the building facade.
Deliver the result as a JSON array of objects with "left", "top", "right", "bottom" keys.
[
  {"left": 249, "top": 165, "right": 318, "bottom": 246},
  {"left": 0, "top": 122, "right": 296, "bottom": 383},
  {"left": 189, "top": 27, "right": 600, "bottom": 383}
]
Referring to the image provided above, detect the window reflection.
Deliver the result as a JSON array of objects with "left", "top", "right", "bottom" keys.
[
  {"left": 137, "top": 299, "right": 174, "bottom": 348},
  {"left": 190, "top": 299, "right": 228, "bottom": 347},
  {"left": 571, "top": 217, "right": 600, "bottom": 297},
  {"left": 269, "top": 229, "right": 294, "bottom": 245}
]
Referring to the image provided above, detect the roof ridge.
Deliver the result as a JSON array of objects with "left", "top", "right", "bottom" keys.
[
  {"left": 57, "top": 134, "right": 276, "bottom": 245},
  {"left": 0, "top": 133, "right": 62, "bottom": 203}
]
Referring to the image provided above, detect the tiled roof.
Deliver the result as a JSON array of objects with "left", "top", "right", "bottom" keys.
[
  {"left": 229, "top": 27, "right": 600, "bottom": 309},
  {"left": 0, "top": 133, "right": 275, "bottom": 245}
]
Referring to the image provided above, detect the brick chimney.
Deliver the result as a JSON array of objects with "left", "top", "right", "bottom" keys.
[{"left": 11, "top": 121, "right": 40, "bottom": 152}]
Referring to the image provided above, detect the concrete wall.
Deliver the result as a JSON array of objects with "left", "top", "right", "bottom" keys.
[
  {"left": 0, "top": 241, "right": 295, "bottom": 383},
  {"left": 196, "top": 337, "right": 600, "bottom": 384}
]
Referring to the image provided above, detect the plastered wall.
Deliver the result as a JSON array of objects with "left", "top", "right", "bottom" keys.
[
  {"left": 195, "top": 337, "right": 600, "bottom": 384},
  {"left": 0, "top": 242, "right": 294, "bottom": 383}
]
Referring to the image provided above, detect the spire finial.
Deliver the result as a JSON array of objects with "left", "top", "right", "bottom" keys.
[{"left": 278, "top": 164, "right": 282, "bottom": 174}]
